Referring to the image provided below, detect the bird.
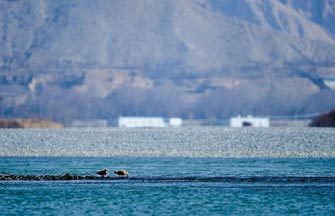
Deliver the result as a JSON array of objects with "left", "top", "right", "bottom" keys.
[
  {"left": 96, "top": 168, "right": 107, "bottom": 177},
  {"left": 114, "top": 170, "right": 128, "bottom": 177}
]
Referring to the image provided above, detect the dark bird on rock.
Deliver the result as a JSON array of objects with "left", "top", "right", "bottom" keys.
[
  {"left": 96, "top": 168, "right": 107, "bottom": 177},
  {"left": 114, "top": 170, "right": 128, "bottom": 177}
]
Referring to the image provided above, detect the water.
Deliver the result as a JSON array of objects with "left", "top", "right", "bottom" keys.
[
  {"left": 0, "top": 128, "right": 335, "bottom": 215},
  {"left": 1, "top": 127, "right": 335, "bottom": 157}
]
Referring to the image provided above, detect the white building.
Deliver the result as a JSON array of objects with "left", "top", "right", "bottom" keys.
[
  {"left": 118, "top": 117, "right": 183, "bottom": 128},
  {"left": 230, "top": 115, "right": 270, "bottom": 127},
  {"left": 118, "top": 117, "right": 166, "bottom": 128},
  {"left": 169, "top": 118, "right": 183, "bottom": 127}
]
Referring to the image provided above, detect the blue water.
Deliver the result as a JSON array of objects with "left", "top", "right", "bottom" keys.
[
  {"left": 1, "top": 157, "right": 335, "bottom": 215},
  {"left": 0, "top": 128, "right": 335, "bottom": 215}
]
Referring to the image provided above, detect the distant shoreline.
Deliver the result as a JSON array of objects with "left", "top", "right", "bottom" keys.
[{"left": 0, "top": 119, "right": 63, "bottom": 129}]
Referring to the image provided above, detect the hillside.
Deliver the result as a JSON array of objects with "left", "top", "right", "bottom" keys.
[
  {"left": 1, "top": 0, "right": 335, "bottom": 123},
  {"left": 309, "top": 109, "right": 335, "bottom": 127}
]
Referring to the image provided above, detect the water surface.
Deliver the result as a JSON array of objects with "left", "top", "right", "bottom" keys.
[
  {"left": 0, "top": 127, "right": 334, "bottom": 157},
  {"left": 0, "top": 128, "right": 335, "bottom": 215}
]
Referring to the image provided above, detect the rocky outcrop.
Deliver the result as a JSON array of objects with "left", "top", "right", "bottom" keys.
[
  {"left": 1, "top": 173, "right": 335, "bottom": 183},
  {"left": 309, "top": 110, "right": 335, "bottom": 127},
  {"left": 0, "top": 173, "right": 111, "bottom": 181}
]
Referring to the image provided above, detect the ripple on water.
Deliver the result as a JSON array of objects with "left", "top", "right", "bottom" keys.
[{"left": 0, "top": 127, "right": 334, "bottom": 157}]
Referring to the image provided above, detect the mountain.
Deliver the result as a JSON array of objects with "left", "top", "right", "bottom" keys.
[{"left": 1, "top": 0, "right": 335, "bottom": 123}]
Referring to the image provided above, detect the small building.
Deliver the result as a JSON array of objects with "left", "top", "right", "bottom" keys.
[
  {"left": 118, "top": 117, "right": 166, "bottom": 128},
  {"left": 169, "top": 118, "right": 183, "bottom": 127},
  {"left": 230, "top": 115, "right": 270, "bottom": 127},
  {"left": 118, "top": 117, "right": 183, "bottom": 128}
]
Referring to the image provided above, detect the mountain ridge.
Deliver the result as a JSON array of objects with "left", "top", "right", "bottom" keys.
[{"left": 0, "top": 0, "right": 335, "bottom": 122}]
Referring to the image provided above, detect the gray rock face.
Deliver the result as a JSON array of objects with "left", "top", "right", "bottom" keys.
[{"left": 0, "top": 0, "right": 335, "bottom": 121}]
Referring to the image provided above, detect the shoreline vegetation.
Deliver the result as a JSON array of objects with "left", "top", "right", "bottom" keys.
[{"left": 0, "top": 119, "right": 63, "bottom": 129}]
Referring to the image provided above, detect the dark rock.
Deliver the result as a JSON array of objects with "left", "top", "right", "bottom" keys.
[
  {"left": 0, "top": 173, "right": 126, "bottom": 181},
  {"left": 309, "top": 109, "right": 335, "bottom": 127},
  {"left": 62, "top": 173, "right": 73, "bottom": 180}
]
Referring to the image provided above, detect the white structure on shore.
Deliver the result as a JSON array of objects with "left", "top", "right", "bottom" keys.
[
  {"left": 169, "top": 118, "right": 183, "bottom": 127},
  {"left": 118, "top": 117, "right": 182, "bottom": 128},
  {"left": 230, "top": 115, "right": 270, "bottom": 127}
]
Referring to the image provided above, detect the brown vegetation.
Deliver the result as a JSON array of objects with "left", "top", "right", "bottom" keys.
[{"left": 0, "top": 119, "right": 63, "bottom": 128}]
